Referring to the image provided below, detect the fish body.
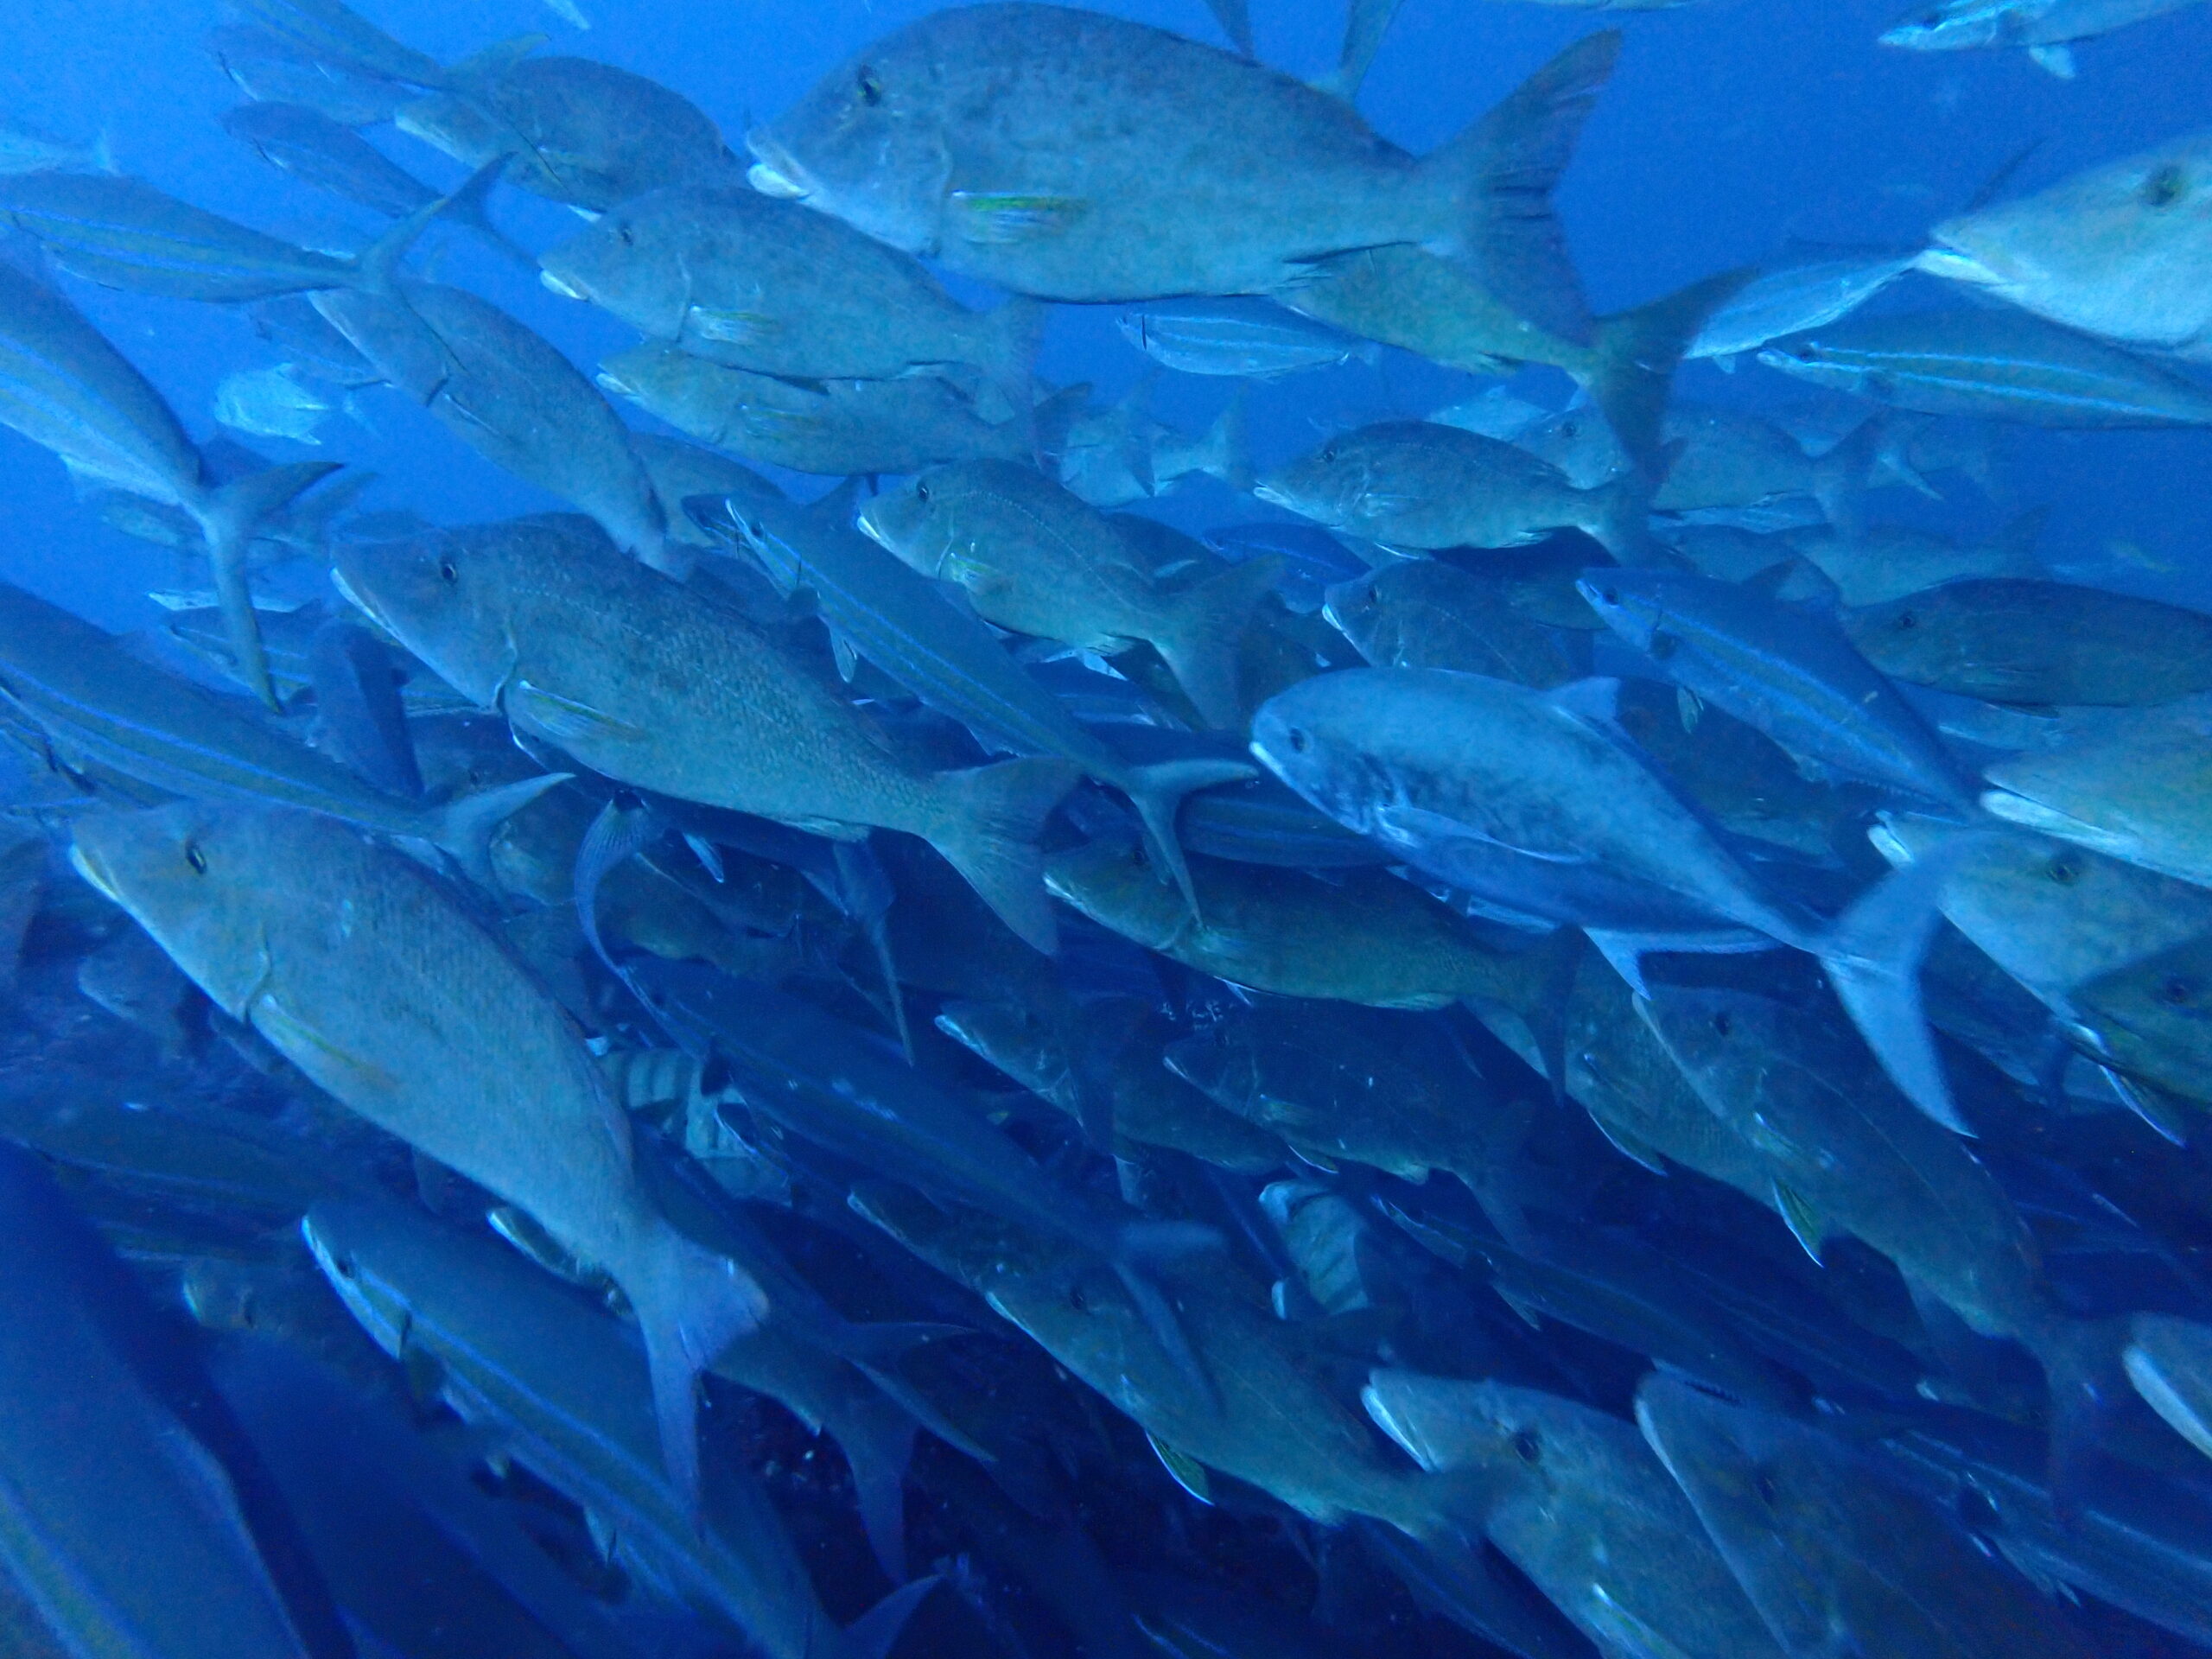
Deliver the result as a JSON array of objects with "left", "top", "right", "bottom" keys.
[
  {"left": 1844, "top": 577, "right": 2212, "bottom": 704},
  {"left": 330, "top": 515, "right": 1075, "bottom": 950},
  {"left": 207, "top": 23, "right": 417, "bottom": 126},
  {"left": 317, "top": 280, "right": 677, "bottom": 575},
  {"left": 1577, "top": 566, "right": 1979, "bottom": 810},
  {"left": 70, "top": 804, "right": 768, "bottom": 1504},
  {"left": 1758, "top": 309, "right": 2212, "bottom": 427},
  {"left": 748, "top": 8, "right": 1613, "bottom": 320},
  {"left": 1363, "top": 1372, "right": 1786, "bottom": 1659},
  {"left": 1116, "top": 297, "right": 1376, "bottom": 378},
  {"left": 1255, "top": 420, "right": 1643, "bottom": 557},
  {"left": 1880, "top": 0, "right": 2206, "bottom": 73},
  {"left": 600, "top": 342, "right": 1027, "bottom": 476},
  {"left": 861, "top": 459, "right": 1281, "bottom": 728},
  {"left": 542, "top": 184, "right": 1037, "bottom": 399},
  {"left": 1688, "top": 251, "right": 1916, "bottom": 364}
]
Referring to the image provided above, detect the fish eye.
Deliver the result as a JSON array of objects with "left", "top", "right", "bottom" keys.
[
  {"left": 914, "top": 481, "right": 931, "bottom": 503},
  {"left": 438, "top": 557, "right": 459, "bottom": 583},
  {"left": 2157, "top": 976, "right": 2197, "bottom": 1006},
  {"left": 1711, "top": 1010, "right": 1733, "bottom": 1037},
  {"left": 615, "top": 223, "right": 635, "bottom": 246},
  {"left": 1892, "top": 610, "right": 1917, "bottom": 631},
  {"left": 2140, "top": 164, "right": 2187, "bottom": 209},
  {"left": 184, "top": 841, "right": 207, "bottom": 874},
  {"left": 329, "top": 1251, "right": 358, "bottom": 1281},
  {"left": 1318, "top": 444, "right": 1338, "bottom": 464},
  {"left": 2046, "top": 855, "right": 2082, "bottom": 885},
  {"left": 857, "top": 66, "right": 885, "bottom": 106},
  {"left": 1599, "top": 586, "right": 1621, "bottom": 606},
  {"left": 1511, "top": 1429, "right": 1541, "bottom": 1465},
  {"left": 1287, "top": 727, "right": 1311, "bottom": 754},
  {"left": 1560, "top": 420, "right": 1580, "bottom": 439}
]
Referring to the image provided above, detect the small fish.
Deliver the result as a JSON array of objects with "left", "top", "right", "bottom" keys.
[
  {"left": 1879, "top": 0, "right": 2208, "bottom": 77},
  {"left": 1116, "top": 298, "right": 1377, "bottom": 378},
  {"left": 214, "top": 365, "right": 334, "bottom": 445}
]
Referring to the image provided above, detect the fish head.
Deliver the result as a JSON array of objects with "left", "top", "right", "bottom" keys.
[
  {"left": 1248, "top": 669, "right": 1403, "bottom": 835},
  {"left": 330, "top": 528, "right": 513, "bottom": 707},
  {"left": 538, "top": 188, "right": 684, "bottom": 315},
  {"left": 68, "top": 802, "right": 286, "bottom": 1017},
  {"left": 935, "top": 998, "right": 1070, "bottom": 1096},
  {"left": 1160, "top": 1025, "right": 1257, "bottom": 1109},
  {"left": 1633, "top": 1376, "right": 1841, "bottom": 1649},
  {"left": 1252, "top": 433, "right": 1369, "bottom": 530},
  {"left": 1752, "top": 338, "right": 1860, "bottom": 396},
  {"left": 1925, "top": 137, "right": 2212, "bottom": 351},
  {"left": 300, "top": 1200, "right": 420, "bottom": 1362},
  {"left": 1877, "top": 0, "right": 2011, "bottom": 52},
  {"left": 745, "top": 29, "right": 953, "bottom": 257},
  {"left": 1361, "top": 1371, "right": 1563, "bottom": 1497},
  {"left": 1041, "top": 839, "right": 1186, "bottom": 947},
  {"left": 855, "top": 467, "right": 961, "bottom": 578},
  {"left": 1319, "top": 570, "right": 1388, "bottom": 658},
  {"left": 1574, "top": 568, "right": 1675, "bottom": 656},
  {"left": 1633, "top": 982, "right": 1780, "bottom": 1088}
]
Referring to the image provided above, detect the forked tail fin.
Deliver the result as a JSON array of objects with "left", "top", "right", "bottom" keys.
[
  {"left": 929, "top": 757, "right": 1082, "bottom": 954},
  {"left": 631, "top": 1222, "right": 767, "bottom": 1515}
]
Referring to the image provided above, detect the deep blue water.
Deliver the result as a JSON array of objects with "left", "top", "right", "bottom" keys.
[{"left": 7, "top": 0, "right": 2211, "bottom": 626}]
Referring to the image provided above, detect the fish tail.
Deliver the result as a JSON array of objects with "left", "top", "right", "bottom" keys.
[
  {"left": 2029, "top": 1315, "right": 2130, "bottom": 1516},
  {"left": 195, "top": 460, "right": 345, "bottom": 709},
  {"left": 1581, "top": 267, "right": 1756, "bottom": 479},
  {"left": 355, "top": 156, "right": 507, "bottom": 296},
  {"left": 980, "top": 296, "right": 1046, "bottom": 429},
  {"left": 424, "top": 770, "right": 571, "bottom": 886},
  {"left": 1195, "top": 385, "right": 1252, "bottom": 493},
  {"left": 929, "top": 756, "right": 1082, "bottom": 954},
  {"left": 630, "top": 1221, "right": 768, "bottom": 1516},
  {"left": 1153, "top": 554, "right": 1281, "bottom": 728},
  {"left": 1425, "top": 30, "right": 1620, "bottom": 348},
  {"left": 844, "top": 1578, "right": 942, "bottom": 1659},
  {"left": 836, "top": 1399, "right": 918, "bottom": 1582},
  {"left": 1815, "top": 831, "right": 2006, "bottom": 1136},
  {"left": 1122, "top": 755, "right": 1255, "bottom": 921}
]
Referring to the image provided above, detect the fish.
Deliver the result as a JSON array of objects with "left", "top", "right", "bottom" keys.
[
  {"left": 214, "top": 364, "right": 335, "bottom": 444},
  {"left": 0, "top": 256, "right": 340, "bottom": 706},
  {"left": 690, "top": 486, "right": 1250, "bottom": 918},
  {"left": 1576, "top": 565, "right": 1980, "bottom": 811},
  {"left": 1050, "top": 378, "right": 1250, "bottom": 508},
  {"left": 0, "top": 166, "right": 445, "bottom": 304},
  {"left": 860, "top": 458, "right": 1282, "bottom": 728},
  {"left": 1779, "top": 508, "right": 2047, "bottom": 605},
  {"left": 1637, "top": 982, "right": 2123, "bottom": 1483},
  {"left": 1255, "top": 420, "right": 1650, "bottom": 558},
  {"left": 301, "top": 1197, "right": 930, "bottom": 1659},
  {"left": 218, "top": 0, "right": 490, "bottom": 93},
  {"left": 1757, "top": 309, "right": 2212, "bottom": 427},
  {"left": 1878, "top": 0, "right": 2209, "bottom": 76},
  {"left": 69, "top": 802, "right": 770, "bottom": 1507},
  {"left": 397, "top": 55, "right": 734, "bottom": 213},
  {"left": 855, "top": 1179, "right": 1459, "bottom": 1538},
  {"left": 1042, "top": 838, "right": 1559, "bottom": 1016},
  {"left": 0, "top": 121, "right": 111, "bottom": 175},
  {"left": 1325, "top": 559, "right": 1587, "bottom": 688},
  {"left": 1921, "top": 130, "right": 2212, "bottom": 359},
  {"left": 2125, "top": 1314, "right": 2212, "bottom": 1462},
  {"left": 222, "top": 100, "right": 529, "bottom": 267},
  {"left": 1688, "top": 249, "right": 1918, "bottom": 366},
  {"left": 329, "top": 514, "right": 1077, "bottom": 951},
  {"left": 540, "top": 183, "right": 1040, "bottom": 406},
  {"left": 0, "top": 1137, "right": 356, "bottom": 1659},
  {"left": 599, "top": 342, "right": 1031, "bottom": 477},
  {"left": 1363, "top": 1371, "right": 1787, "bottom": 1659},
  {"left": 206, "top": 23, "right": 420, "bottom": 126},
  {"left": 1637, "top": 1375, "right": 2097, "bottom": 1657},
  {"left": 2065, "top": 927, "right": 2212, "bottom": 1104},
  {"left": 1115, "top": 297, "right": 1377, "bottom": 378},
  {"left": 748, "top": 16, "right": 1615, "bottom": 327},
  {"left": 316, "top": 279, "right": 680, "bottom": 575},
  {"left": 1842, "top": 577, "right": 2212, "bottom": 704}
]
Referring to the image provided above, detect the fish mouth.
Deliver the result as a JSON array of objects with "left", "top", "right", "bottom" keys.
[
  {"left": 594, "top": 369, "right": 639, "bottom": 398},
  {"left": 67, "top": 841, "right": 121, "bottom": 906},
  {"left": 743, "top": 130, "right": 812, "bottom": 200},
  {"left": 328, "top": 565, "right": 402, "bottom": 645},
  {"left": 853, "top": 503, "right": 894, "bottom": 550},
  {"left": 539, "top": 268, "right": 589, "bottom": 302},
  {"left": 1912, "top": 245, "right": 2004, "bottom": 288},
  {"left": 1249, "top": 482, "right": 1293, "bottom": 509}
]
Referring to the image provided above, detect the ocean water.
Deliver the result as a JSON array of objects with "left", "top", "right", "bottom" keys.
[{"left": 2, "top": 2, "right": 2211, "bottom": 1657}]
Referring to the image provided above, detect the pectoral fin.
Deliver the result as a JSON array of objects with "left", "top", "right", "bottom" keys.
[
  {"left": 949, "top": 191, "right": 1088, "bottom": 245},
  {"left": 1772, "top": 1181, "right": 1828, "bottom": 1265},
  {"left": 1147, "top": 1433, "right": 1214, "bottom": 1505},
  {"left": 507, "top": 680, "right": 648, "bottom": 747},
  {"left": 687, "top": 307, "right": 779, "bottom": 346},
  {"left": 252, "top": 995, "right": 399, "bottom": 1100}
]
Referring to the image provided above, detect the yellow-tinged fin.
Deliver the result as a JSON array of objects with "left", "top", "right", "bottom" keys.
[
  {"left": 948, "top": 192, "right": 1089, "bottom": 245},
  {"left": 252, "top": 995, "right": 401, "bottom": 1101},
  {"left": 1772, "top": 1181, "right": 1828, "bottom": 1265},
  {"left": 506, "top": 680, "right": 649, "bottom": 747},
  {"left": 1147, "top": 1433, "right": 1214, "bottom": 1505}
]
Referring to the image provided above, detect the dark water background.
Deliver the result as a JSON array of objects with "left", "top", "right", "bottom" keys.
[{"left": 4, "top": 0, "right": 2209, "bottom": 627}]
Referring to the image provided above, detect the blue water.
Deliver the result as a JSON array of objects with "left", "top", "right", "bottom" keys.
[{"left": 8, "top": 0, "right": 2212, "bottom": 627}]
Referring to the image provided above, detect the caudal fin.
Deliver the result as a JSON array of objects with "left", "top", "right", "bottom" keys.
[
  {"left": 353, "top": 156, "right": 505, "bottom": 295},
  {"left": 631, "top": 1222, "right": 768, "bottom": 1514},
  {"left": 1202, "top": 0, "right": 1255, "bottom": 56},
  {"left": 1122, "top": 755, "right": 1255, "bottom": 921},
  {"left": 425, "top": 770, "right": 571, "bottom": 886},
  {"left": 1152, "top": 554, "right": 1281, "bottom": 728},
  {"left": 1580, "top": 268, "right": 1754, "bottom": 480},
  {"left": 194, "top": 460, "right": 345, "bottom": 709},
  {"left": 1816, "top": 830, "right": 2006, "bottom": 1135},
  {"left": 1194, "top": 386, "right": 1252, "bottom": 493},
  {"left": 976, "top": 296, "right": 1046, "bottom": 430},
  {"left": 930, "top": 757, "right": 1081, "bottom": 955},
  {"left": 1425, "top": 31, "right": 1621, "bottom": 346}
]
